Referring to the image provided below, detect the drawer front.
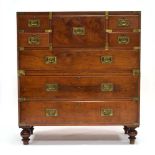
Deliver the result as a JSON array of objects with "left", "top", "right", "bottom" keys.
[
  {"left": 20, "top": 75, "right": 139, "bottom": 100},
  {"left": 19, "top": 101, "right": 139, "bottom": 125},
  {"left": 18, "top": 33, "right": 49, "bottom": 47},
  {"left": 108, "top": 15, "right": 140, "bottom": 30},
  {"left": 53, "top": 15, "right": 106, "bottom": 47},
  {"left": 17, "top": 13, "right": 50, "bottom": 31},
  {"left": 108, "top": 32, "right": 140, "bottom": 48},
  {"left": 19, "top": 49, "right": 140, "bottom": 72}
]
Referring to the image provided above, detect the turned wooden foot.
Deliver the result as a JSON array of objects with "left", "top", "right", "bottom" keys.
[
  {"left": 20, "top": 128, "right": 31, "bottom": 145},
  {"left": 127, "top": 127, "right": 138, "bottom": 144},
  {"left": 30, "top": 126, "right": 34, "bottom": 135},
  {"left": 123, "top": 126, "right": 129, "bottom": 134}
]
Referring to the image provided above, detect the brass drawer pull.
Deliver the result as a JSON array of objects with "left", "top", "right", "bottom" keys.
[
  {"left": 46, "top": 83, "right": 58, "bottom": 91},
  {"left": 73, "top": 27, "right": 85, "bottom": 35},
  {"left": 101, "top": 109, "right": 113, "bottom": 116},
  {"left": 118, "top": 18, "right": 129, "bottom": 27},
  {"left": 28, "top": 19, "right": 40, "bottom": 27},
  {"left": 101, "top": 83, "right": 113, "bottom": 92},
  {"left": 45, "top": 56, "right": 57, "bottom": 64},
  {"left": 45, "top": 109, "right": 58, "bottom": 117},
  {"left": 28, "top": 35, "right": 40, "bottom": 45},
  {"left": 118, "top": 36, "right": 129, "bottom": 44},
  {"left": 101, "top": 56, "right": 112, "bottom": 64}
]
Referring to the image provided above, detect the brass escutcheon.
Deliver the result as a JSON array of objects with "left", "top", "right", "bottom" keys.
[
  {"left": 101, "top": 56, "right": 112, "bottom": 64},
  {"left": 28, "top": 35, "right": 40, "bottom": 45},
  {"left": 101, "top": 109, "right": 113, "bottom": 116},
  {"left": 101, "top": 83, "right": 113, "bottom": 92},
  {"left": 45, "top": 109, "right": 58, "bottom": 117},
  {"left": 28, "top": 19, "right": 40, "bottom": 27},
  {"left": 117, "top": 18, "right": 129, "bottom": 27},
  {"left": 118, "top": 35, "right": 130, "bottom": 44},
  {"left": 46, "top": 83, "right": 58, "bottom": 91},
  {"left": 45, "top": 56, "right": 57, "bottom": 64},
  {"left": 73, "top": 27, "right": 85, "bottom": 35}
]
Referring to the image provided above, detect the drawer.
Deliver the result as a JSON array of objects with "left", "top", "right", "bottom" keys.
[
  {"left": 18, "top": 33, "right": 49, "bottom": 48},
  {"left": 108, "top": 15, "right": 140, "bottom": 30},
  {"left": 17, "top": 13, "right": 50, "bottom": 31},
  {"left": 19, "top": 49, "right": 140, "bottom": 72},
  {"left": 108, "top": 32, "right": 140, "bottom": 48},
  {"left": 53, "top": 15, "right": 106, "bottom": 48},
  {"left": 19, "top": 100, "right": 139, "bottom": 125},
  {"left": 19, "top": 75, "right": 139, "bottom": 100}
]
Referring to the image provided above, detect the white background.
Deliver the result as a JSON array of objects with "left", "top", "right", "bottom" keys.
[{"left": 0, "top": 0, "right": 155, "bottom": 154}]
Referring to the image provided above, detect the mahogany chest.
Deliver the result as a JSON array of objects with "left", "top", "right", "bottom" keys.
[{"left": 17, "top": 11, "right": 141, "bottom": 144}]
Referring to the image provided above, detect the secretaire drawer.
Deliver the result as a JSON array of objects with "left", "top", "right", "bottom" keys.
[
  {"left": 19, "top": 75, "right": 139, "bottom": 100},
  {"left": 19, "top": 49, "right": 140, "bottom": 72},
  {"left": 17, "top": 12, "right": 51, "bottom": 31},
  {"left": 18, "top": 33, "right": 49, "bottom": 48},
  {"left": 19, "top": 100, "right": 139, "bottom": 125},
  {"left": 52, "top": 14, "right": 106, "bottom": 48}
]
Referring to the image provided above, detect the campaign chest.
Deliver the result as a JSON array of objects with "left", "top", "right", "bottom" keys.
[{"left": 17, "top": 11, "right": 140, "bottom": 144}]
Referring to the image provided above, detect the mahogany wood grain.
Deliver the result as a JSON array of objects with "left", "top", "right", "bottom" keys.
[
  {"left": 20, "top": 75, "right": 139, "bottom": 100},
  {"left": 108, "top": 15, "right": 140, "bottom": 30},
  {"left": 53, "top": 15, "right": 106, "bottom": 48},
  {"left": 17, "top": 11, "right": 140, "bottom": 144},
  {"left": 17, "top": 12, "right": 50, "bottom": 31},
  {"left": 18, "top": 33, "right": 49, "bottom": 47},
  {"left": 19, "top": 100, "right": 139, "bottom": 125},
  {"left": 108, "top": 32, "right": 140, "bottom": 48},
  {"left": 19, "top": 49, "right": 139, "bottom": 72}
]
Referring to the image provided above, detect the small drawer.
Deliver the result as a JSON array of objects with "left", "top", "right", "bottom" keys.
[
  {"left": 108, "top": 32, "right": 140, "bottom": 48},
  {"left": 17, "top": 13, "right": 50, "bottom": 31},
  {"left": 20, "top": 75, "right": 139, "bottom": 100},
  {"left": 108, "top": 15, "right": 140, "bottom": 30},
  {"left": 18, "top": 33, "right": 49, "bottom": 48},
  {"left": 20, "top": 100, "right": 139, "bottom": 125}
]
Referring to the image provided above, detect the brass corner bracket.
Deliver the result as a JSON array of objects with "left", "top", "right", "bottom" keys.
[
  {"left": 19, "top": 97, "right": 27, "bottom": 102},
  {"left": 105, "top": 11, "right": 109, "bottom": 20},
  {"left": 18, "top": 70, "right": 25, "bottom": 76},
  {"left": 49, "top": 12, "right": 52, "bottom": 20},
  {"left": 133, "top": 69, "right": 140, "bottom": 76},
  {"left": 133, "top": 97, "right": 140, "bottom": 102}
]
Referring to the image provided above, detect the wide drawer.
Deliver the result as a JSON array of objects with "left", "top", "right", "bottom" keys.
[
  {"left": 19, "top": 49, "right": 140, "bottom": 72},
  {"left": 18, "top": 33, "right": 49, "bottom": 48},
  {"left": 52, "top": 15, "right": 106, "bottom": 48},
  {"left": 17, "top": 12, "right": 50, "bottom": 31},
  {"left": 19, "top": 75, "right": 139, "bottom": 100},
  {"left": 108, "top": 32, "right": 140, "bottom": 48},
  {"left": 19, "top": 100, "right": 139, "bottom": 125}
]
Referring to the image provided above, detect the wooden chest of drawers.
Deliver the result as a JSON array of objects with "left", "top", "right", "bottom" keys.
[{"left": 17, "top": 11, "right": 140, "bottom": 145}]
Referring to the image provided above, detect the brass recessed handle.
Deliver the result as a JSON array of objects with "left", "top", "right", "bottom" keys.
[
  {"left": 118, "top": 36, "right": 129, "bottom": 44},
  {"left": 28, "top": 35, "right": 40, "bottom": 45},
  {"left": 73, "top": 27, "right": 85, "bottom": 35},
  {"left": 101, "top": 56, "right": 112, "bottom": 64},
  {"left": 45, "top": 109, "right": 58, "bottom": 117},
  {"left": 28, "top": 19, "right": 40, "bottom": 27},
  {"left": 101, "top": 83, "right": 113, "bottom": 92},
  {"left": 46, "top": 83, "right": 58, "bottom": 91},
  {"left": 101, "top": 109, "right": 113, "bottom": 116},
  {"left": 45, "top": 56, "right": 57, "bottom": 64},
  {"left": 117, "top": 18, "right": 129, "bottom": 27}
]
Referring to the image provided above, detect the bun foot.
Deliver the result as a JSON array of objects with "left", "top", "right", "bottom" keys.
[
  {"left": 127, "top": 127, "right": 138, "bottom": 144},
  {"left": 20, "top": 128, "right": 31, "bottom": 145}
]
